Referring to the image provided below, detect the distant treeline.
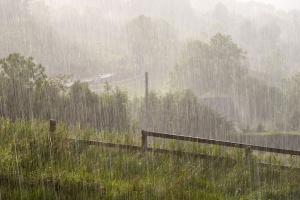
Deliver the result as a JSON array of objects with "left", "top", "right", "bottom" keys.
[
  {"left": 0, "top": 53, "right": 233, "bottom": 137},
  {"left": 171, "top": 33, "right": 300, "bottom": 132},
  {"left": 0, "top": 54, "right": 129, "bottom": 132}
]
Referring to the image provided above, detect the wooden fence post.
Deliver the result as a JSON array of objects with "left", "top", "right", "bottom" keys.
[
  {"left": 142, "top": 130, "right": 147, "bottom": 152},
  {"left": 49, "top": 119, "right": 56, "bottom": 133},
  {"left": 49, "top": 119, "right": 57, "bottom": 159},
  {"left": 245, "top": 146, "right": 252, "bottom": 161}
]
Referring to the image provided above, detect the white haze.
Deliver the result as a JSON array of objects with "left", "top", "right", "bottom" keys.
[
  {"left": 45, "top": 0, "right": 300, "bottom": 12},
  {"left": 1, "top": 0, "right": 300, "bottom": 159},
  {"left": 238, "top": 0, "right": 300, "bottom": 11}
]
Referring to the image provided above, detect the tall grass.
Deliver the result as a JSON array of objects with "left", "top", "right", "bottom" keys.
[{"left": 0, "top": 118, "right": 300, "bottom": 199}]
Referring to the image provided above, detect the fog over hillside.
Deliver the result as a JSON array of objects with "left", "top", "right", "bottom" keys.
[
  {"left": 238, "top": 0, "right": 300, "bottom": 11},
  {"left": 45, "top": 0, "right": 300, "bottom": 12},
  {"left": 2, "top": 0, "right": 300, "bottom": 129}
]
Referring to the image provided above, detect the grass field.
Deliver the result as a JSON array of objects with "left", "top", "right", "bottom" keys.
[{"left": 0, "top": 119, "right": 300, "bottom": 199}]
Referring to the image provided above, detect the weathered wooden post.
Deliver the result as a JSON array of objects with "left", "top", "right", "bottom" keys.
[
  {"left": 145, "top": 72, "right": 148, "bottom": 111},
  {"left": 141, "top": 130, "right": 147, "bottom": 152},
  {"left": 144, "top": 72, "right": 149, "bottom": 130},
  {"left": 49, "top": 119, "right": 56, "bottom": 133},
  {"left": 245, "top": 146, "right": 252, "bottom": 162},
  {"left": 142, "top": 72, "right": 149, "bottom": 153},
  {"left": 49, "top": 119, "right": 57, "bottom": 158}
]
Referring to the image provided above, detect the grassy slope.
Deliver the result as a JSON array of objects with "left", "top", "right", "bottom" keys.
[{"left": 0, "top": 119, "right": 300, "bottom": 199}]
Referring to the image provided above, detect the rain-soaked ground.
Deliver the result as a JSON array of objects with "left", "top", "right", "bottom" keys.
[{"left": 0, "top": 119, "right": 300, "bottom": 199}]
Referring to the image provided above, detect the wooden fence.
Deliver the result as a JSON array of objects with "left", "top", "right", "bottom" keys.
[
  {"left": 49, "top": 120, "right": 300, "bottom": 169},
  {"left": 141, "top": 130, "right": 300, "bottom": 157}
]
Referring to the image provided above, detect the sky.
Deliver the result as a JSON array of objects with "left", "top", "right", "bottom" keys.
[
  {"left": 44, "top": 0, "right": 300, "bottom": 12},
  {"left": 238, "top": 0, "right": 300, "bottom": 11}
]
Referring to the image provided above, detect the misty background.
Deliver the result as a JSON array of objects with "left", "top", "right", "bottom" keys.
[
  {"left": 2, "top": 0, "right": 300, "bottom": 81},
  {"left": 2, "top": 0, "right": 300, "bottom": 135}
]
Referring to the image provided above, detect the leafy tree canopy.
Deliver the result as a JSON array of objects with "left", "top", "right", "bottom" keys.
[
  {"left": 0, "top": 53, "right": 47, "bottom": 88},
  {"left": 171, "top": 33, "right": 247, "bottom": 95}
]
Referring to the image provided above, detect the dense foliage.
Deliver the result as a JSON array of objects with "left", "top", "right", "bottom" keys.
[
  {"left": 132, "top": 90, "right": 233, "bottom": 138},
  {"left": 171, "top": 34, "right": 247, "bottom": 95},
  {"left": 0, "top": 53, "right": 232, "bottom": 136},
  {"left": 170, "top": 33, "right": 300, "bottom": 131},
  {"left": 0, "top": 54, "right": 130, "bottom": 132}
]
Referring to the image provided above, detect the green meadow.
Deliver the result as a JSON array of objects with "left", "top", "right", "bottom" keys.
[{"left": 0, "top": 119, "right": 300, "bottom": 200}]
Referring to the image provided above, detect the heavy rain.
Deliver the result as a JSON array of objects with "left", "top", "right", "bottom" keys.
[{"left": 1, "top": 0, "right": 300, "bottom": 199}]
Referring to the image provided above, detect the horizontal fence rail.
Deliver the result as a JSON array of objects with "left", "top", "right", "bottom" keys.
[
  {"left": 66, "top": 138, "right": 300, "bottom": 171},
  {"left": 66, "top": 138, "right": 220, "bottom": 160},
  {"left": 49, "top": 120, "right": 300, "bottom": 169},
  {"left": 141, "top": 130, "right": 300, "bottom": 156},
  {"left": 67, "top": 138, "right": 142, "bottom": 151}
]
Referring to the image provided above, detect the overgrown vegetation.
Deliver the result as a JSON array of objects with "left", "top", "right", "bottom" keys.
[
  {"left": 0, "top": 119, "right": 300, "bottom": 199},
  {"left": 131, "top": 90, "right": 233, "bottom": 137},
  {"left": 0, "top": 53, "right": 233, "bottom": 137},
  {"left": 0, "top": 54, "right": 130, "bottom": 132}
]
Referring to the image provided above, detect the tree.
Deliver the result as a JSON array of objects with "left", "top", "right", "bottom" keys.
[
  {"left": 235, "top": 76, "right": 283, "bottom": 127},
  {"left": 0, "top": 53, "right": 47, "bottom": 119},
  {"left": 238, "top": 20, "right": 257, "bottom": 47},
  {"left": 133, "top": 90, "right": 233, "bottom": 138},
  {"left": 171, "top": 33, "right": 247, "bottom": 95},
  {"left": 283, "top": 73, "right": 300, "bottom": 112},
  {"left": 212, "top": 3, "right": 230, "bottom": 33},
  {"left": 96, "top": 86, "right": 130, "bottom": 132},
  {"left": 0, "top": 53, "right": 131, "bottom": 132},
  {"left": 0, "top": 0, "right": 31, "bottom": 20},
  {"left": 257, "top": 22, "right": 281, "bottom": 53},
  {"left": 213, "top": 3, "right": 229, "bottom": 22},
  {"left": 263, "top": 49, "right": 288, "bottom": 85},
  {"left": 282, "top": 73, "right": 300, "bottom": 130},
  {"left": 124, "top": 15, "right": 179, "bottom": 83},
  {"left": 0, "top": 53, "right": 46, "bottom": 87}
]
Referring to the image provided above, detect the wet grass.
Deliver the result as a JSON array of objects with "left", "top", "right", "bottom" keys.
[{"left": 0, "top": 119, "right": 300, "bottom": 199}]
